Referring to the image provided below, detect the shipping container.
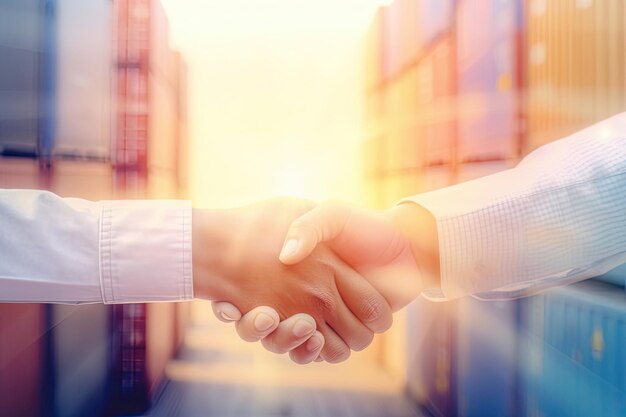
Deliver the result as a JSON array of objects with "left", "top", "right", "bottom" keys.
[
  {"left": 114, "top": 0, "right": 182, "bottom": 198},
  {"left": 113, "top": 0, "right": 151, "bottom": 172},
  {"left": 0, "top": 0, "right": 54, "bottom": 158},
  {"left": 456, "top": 0, "right": 524, "bottom": 163},
  {"left": 455, "top": 160, "right": 515, "bottom": 183},
  {"left": 54, "top": 0, "right": 112, "bottom": 159},
  {"left": 147, "top": 3, "right": 183, "bottom": 199},
  {"left": 519, "top": 281, "right": 626, "bottom": 417},
  {"left": 48, "top": 304, "right": 113, "bottom": 417},
  {"left": 381, "top": 2, "right": 401, "bottom": 82},
  {"left": 525, "top": 0, "right": 626, "bottom": 153},
  {"left": 173, "top": 51, "right": 189, "bottom": 197},
  {"left": 418, "top": 0, "right": 455, "bottom": 48},
  {"left": 396, "top": 0, "right": 421, "bottom": 71},
  {"left": 0, "top": 303, "right": 45, "bottom": 417},
  {"left": 594, "top": 263, "right": 626, "bottom": 289},
  {"left": 380, "top": 72, "right": 415, "bottom": 174},
  {"left": 456, "top": 298, "right": 520, "bottom": 417},
  {"left": 417, "top": 38, "right": 456, "bottom": 166}
]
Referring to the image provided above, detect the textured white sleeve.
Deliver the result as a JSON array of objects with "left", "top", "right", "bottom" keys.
[
  {"left": 0, "top": 189, "right": 193, "bottom": 304},
  {"left": 405, "top": 112, "right": 626, "bottom": 300},
  {"left": 100, "top": 199, "right": 193, "bottom": 303}
]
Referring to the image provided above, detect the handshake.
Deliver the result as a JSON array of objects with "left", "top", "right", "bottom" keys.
[{"left": 192, "top": 197, "right": 439, "bottom": 364}]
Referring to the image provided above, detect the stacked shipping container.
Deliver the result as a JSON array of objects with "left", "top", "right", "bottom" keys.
[
  {"left": 363, "top": 0, "right": 626, "bottom": 416},
  {"left": 0, "top": 0, "right": 53, "bottom": 158},
  {"left": 0, "top": 0, "right": 189, "bottom": 415},
  {"left": 520, "top": 281, "right": 626, "bottom": 417},
  {"left": 363, "top": 2, "right": 458, "bottom": 414},
  {"left": 525, "top": 0, "right": 626, "bottom": 152}
]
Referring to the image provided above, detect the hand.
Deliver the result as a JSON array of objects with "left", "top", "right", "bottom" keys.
[
  {"left": 192, "top": 197, "right": 393, "bottom": 363},
  {"left": 212, "top": 302, "right": 325, "bottom": 365},
  {"left": 278, "top": 201, "right": 440, "bottom": 311}
]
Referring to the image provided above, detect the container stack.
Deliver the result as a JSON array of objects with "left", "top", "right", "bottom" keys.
[
  {"left": 525, "top": 0, "right": 626, "bottom": 153},
  {"left": 0, "top": 1, "right": 189, "bottom": 416},
  {"left": 363, "top": 0, "right": 626, "bottom": 416}
]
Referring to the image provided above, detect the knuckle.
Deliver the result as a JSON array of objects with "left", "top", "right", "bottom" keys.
[
  {"left": 358, "top": 293, "right": 387, "bottom": 324},
  {"left": 290, "top": 219, "right": 321, "bottom": 242},
  {"left": 312, "top": 290, "right": 337, "bottom": 315}
]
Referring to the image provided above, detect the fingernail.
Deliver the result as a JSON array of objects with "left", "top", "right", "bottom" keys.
[
  {"left": 292, "top": 319, "right": 315, "bottom": 338},
  {"left": 254, "top": 313, "right": 275, "bottom": 332},
  {"left": 219, "top": 311, "right": 237, "bottom": 322},
  {"left": 306, "top": 335, "right": 323, "bottom": 352},
  {"left": 280, "top": 238, "right": 299, "bottom": 259}
]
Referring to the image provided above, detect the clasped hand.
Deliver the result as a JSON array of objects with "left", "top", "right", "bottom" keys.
[{"left": 193, "top": 197, "right": 437, "bottom": 364}]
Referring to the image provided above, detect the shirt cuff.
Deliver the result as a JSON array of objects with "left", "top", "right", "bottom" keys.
[
  {"left": 99, "top": 199, "right": 193, "bottom": 303},
  {"left": 402, "top": 168, "right": 523, "bottom": 301}
]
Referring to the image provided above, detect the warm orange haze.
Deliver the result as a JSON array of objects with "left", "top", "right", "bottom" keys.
[
  {"left": 162, "top": 0, "right": 389, "bottom": 207},
  {"left": 1, "top": 0, "right": 626, "bottom": 416}
]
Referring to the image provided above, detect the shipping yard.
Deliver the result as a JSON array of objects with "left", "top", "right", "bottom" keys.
[{"left": 1, "top": 1, "right": 626, "bottom": 416}]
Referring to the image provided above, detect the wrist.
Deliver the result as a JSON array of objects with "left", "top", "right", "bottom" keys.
[
  {"left": 387, "top": 203, "right": 441, "bottom": 291},
  {"left": 192, "top": 208, "right": 236, "bottom": 300}
]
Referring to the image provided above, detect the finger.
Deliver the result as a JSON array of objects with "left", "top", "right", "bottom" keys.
[
  {"left": 261, "top": 313, "right": 317, "bottom": 354},
  {"left": 289, "top": 331, "right": 325, "bottom": 365},
  {"left": 322, "top": 295, "right": 374, "bottom": 353},
  {"left": 211, "top": 301, "right": 243, "bottom": 323},
  {"left": 319, "top": 323, "right": 351, "bottom": 364},
  {"left": 334, "top": 264, "right": 393, "bottom": 334},
  {"left": 279, "top": 203, "right": 352, "bottom": 265},
  {"left": 235, "top": 306, "right": 280, "bottom": 342}
]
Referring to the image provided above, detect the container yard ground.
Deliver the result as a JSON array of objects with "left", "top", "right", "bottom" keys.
[{"left": 143, "top": 304, "right": 425, "bottom": 417}]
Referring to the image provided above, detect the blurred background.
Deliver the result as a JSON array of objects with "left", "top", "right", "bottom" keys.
[{"left": 0, "top": 0, "right": 626, "bottom": 416}]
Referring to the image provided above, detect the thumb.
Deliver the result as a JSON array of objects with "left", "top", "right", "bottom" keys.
[{"left": 279, "top": 203, "right": 351, "bottom": 265}]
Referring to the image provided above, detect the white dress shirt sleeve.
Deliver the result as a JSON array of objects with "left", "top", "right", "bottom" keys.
[
  {"left": 0, "top": 189, "right": 193, "bottom": 304},
  {"left": 405, "top": 112, "right": 626, "bottom": 301}
]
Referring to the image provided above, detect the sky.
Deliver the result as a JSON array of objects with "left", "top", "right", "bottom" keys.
[{"left": 160, "top": 0, "right": 387, "bottom": 208}]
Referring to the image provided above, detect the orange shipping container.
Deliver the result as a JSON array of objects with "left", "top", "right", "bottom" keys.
[{"left": 525, "top": 0, "right": 626, "bottom": 153}]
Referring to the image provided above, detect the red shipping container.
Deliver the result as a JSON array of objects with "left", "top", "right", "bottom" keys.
[
  {"left": 0, "top": 304, "right": 45, "bottom": 417},
  {"left": 113, "top": 0, "right": 151, "bottom": 173}
]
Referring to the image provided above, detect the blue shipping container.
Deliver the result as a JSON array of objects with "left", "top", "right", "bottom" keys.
[
  {"left": 0, "top": 0, "right": 55, "bottom": 158},
  {"left": 519, "top": 281, "right": 626, "bottom": 417},
  {"left": 456, "top": 298, "right": 520, "bottom": 417},
  {"left": 593, "top": 263, "right": 626, "bottom": 288}
]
